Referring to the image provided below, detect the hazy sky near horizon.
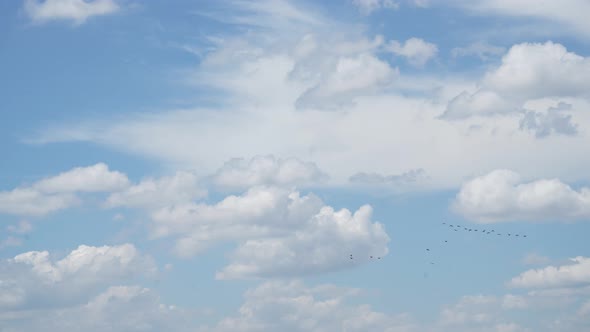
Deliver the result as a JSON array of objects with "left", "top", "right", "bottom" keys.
[{"left": 1, "top": 0, "right": 590, "bottom": 331}]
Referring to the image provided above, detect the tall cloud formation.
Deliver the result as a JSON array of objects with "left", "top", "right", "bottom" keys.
[
  {"left": 452, "top": 170, "right": 590, "bottom": 223},
  {"left": 0, "top": 163, "right": 129, "bottom": 216},
  {"left": 211, "top": 155, "right": 328, "bottom": 191},
  {"left": 150, "top": 186, "right": 390, "bottom": 278},
  {"left": 24, "top": 0, "right": 120, "bottom": 25}
]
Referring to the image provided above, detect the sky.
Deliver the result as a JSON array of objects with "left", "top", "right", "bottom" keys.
[{"left": 1, "top": 0, "right": 590, "bottom": 331}]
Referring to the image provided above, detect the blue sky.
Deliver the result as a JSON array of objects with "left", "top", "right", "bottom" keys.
[{"left": 2, "top": 0, "right": 590, "bottom": 331}]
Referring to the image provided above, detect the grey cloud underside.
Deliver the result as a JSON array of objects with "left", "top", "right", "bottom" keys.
[{"left": 519, "top": 102, "right": 578, "bottom": 138}]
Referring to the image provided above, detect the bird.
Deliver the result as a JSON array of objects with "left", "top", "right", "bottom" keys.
[
  {"left": 523, "top": 235, "right": 527, "bottom": 238},
  {"left": 444, "top": 240, "right": 448, "bottom": 243},
  {"left": 426, "top": 249, "right": 430, "bottom": 251}
]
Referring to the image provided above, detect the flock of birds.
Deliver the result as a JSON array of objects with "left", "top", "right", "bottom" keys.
[
  {"left": 348, "top": 222, "right": 530, "bottom": 268},
  {"left": 423, "top": 222, "right": 529, "bottom": 267}
]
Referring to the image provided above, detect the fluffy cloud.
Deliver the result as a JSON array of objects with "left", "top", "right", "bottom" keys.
[
  {"left": 24, "top": 0, "right": 120, "bottom": 25},
  {"left": 211, "top": 155, "right": 327, "bottom": 190},
  {"left": 217, "top": 204, "right": 389, "bottom": 279},
  {"left": 105, "top": 171, "right": 206, "bottom": 208},
  {"left": 200, "top": 280, "right": 417, "bottom": 332},
  {"left": 483, "top": 42, "right": 590, "bottom": 100},
  {"left": 33, "top": 163, "right": 129, "bottom": 193},
  {"left": 0, "top": 285, "right": 198, "bottom": 332},
  {"left": 349, "top": 168, "right": 427, "bottom": 187},
  {"left": 442, "top": 42, "right": 590, "bottom": 120},
  {"left": 0, "top": 188, "right": 79, "bottom": 216},
  {"left": 0, "top": 244, "right": 156, "bottom": 310},
  {"left": 0, "top": 163, "right": 129, "bottom": 217},
  {"left": 385, "top": 38, "right": 438, "bottom": 67},
  {"left": 452, "top": 170, "right": 590, "bottom": 223},
  {"left": 510, "top": 256, "right": 590, "bottom": 289},
  {"left": 150, "top": 186, "right": 389, "bottom": 277}
]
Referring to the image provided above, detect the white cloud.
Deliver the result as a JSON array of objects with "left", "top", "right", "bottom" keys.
[
  {"left": 150, "top": 186, "right": 389, "bottom": 277},
  {"left": 1, "top": 285, "right": 198, "bottom": 332},
  {"left": 451, "top": 41, "right": 506, "bottom": 60},
  {"left": 385, "top": 37, "right": 438, "bottom": 67},
  {"left": 24, "top": 0, "right": 120, "bottom": 25},
  {"left": 200, "top": 280, "right": 417, "bottom": 332},
  {"left": 442, "top": 42, "right": 590, "bottom": 121},
  {"left": 0, "top": 188, "right": 79, "bottom": 216},
  {"left": 211, "top": 155, "right": 327, "bottom": 190},
  {"left": 217, "top": 204, "right": 389, "bottom": 279},
  {"left": 105, "top": 171, "right": 206, "bottom": 209},
  {"left": 510, "top": 256, "right": 590, "bottom": 289},
  {"left": 31, "top": 5, "right": 590, "bottom": 192},
  {"left": 482, "top": 42, "right": 590, "bottom": 100},
  {"left": 453, "top": 170, "right": 590, "bottom": 223},
  {"left": 34, "top": 163, "right": 129, "bottom": 193},
  {"left": 0, "top": 163, "right": 129, "bottom": 217},
  {"left": 352, "top": 0, "right": 399, "bottom": 15},
  {"left": 0, "top": 244, "right": 156, "bottom": 310}
]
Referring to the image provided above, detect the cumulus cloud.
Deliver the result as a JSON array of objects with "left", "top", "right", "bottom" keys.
[
  {"left": 0, "top": 188, "right": 79, "bottom": 216},
  {"left": 0, "top": 244, "right": 156, "bottom": 310},
  {"left": 105, "top": 171, "right": 206, "bottom": 209},
  {"left": 510, "top": 256, "right": 590, "bottom": 289},
  {"left": 33, "top": 163, "right": 129, "bottom": 193},
  {"left": 211, "top": 155, "right": 327, "bottom": 190},
  {"left": 0, "top": 163, "right": 129, "bottom": 217},
  {"left": 217, "top": 205, "right": 389, "bottom": 279},
  {"left": 349, "top": 168, "right": 427, "bottom": 186},
  {"left": 24, "top": 0, "right": 120, "bottom": 25},
  {"left": 1, "top": 285, "right": 198, "bottom": 332},
  {"left": 150, "top": 186, "right": 389, "bottom": 277},
  {"left": 385, "top": 38, "right": 438, "bottom": 67},
  {"left": 482, "top": 42, "right": 590, "bottom": 100},
  {"left": 442, "top": 41, "right": 590, "bottom": 120},
  {"left": 452, "top": 170, "right": 590, "bottom": 223},
  {"left": 352, "top": 0, "right": 399, "bottom": 15},
  {"left": 200, "top": 280, "right": 417, "bottom": 332}
]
